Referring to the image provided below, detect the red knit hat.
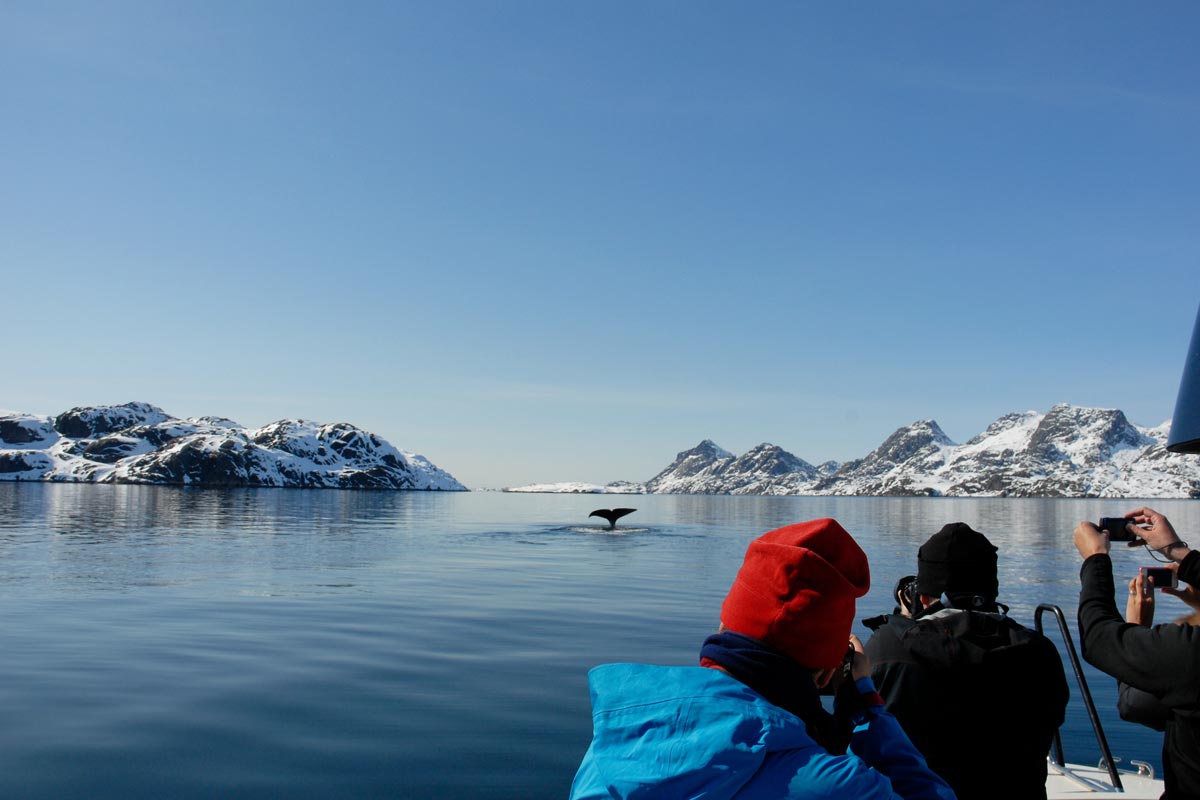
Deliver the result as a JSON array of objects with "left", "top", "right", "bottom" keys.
[{"left": 720, "top": 518, "right": 870, "bottom": 670}]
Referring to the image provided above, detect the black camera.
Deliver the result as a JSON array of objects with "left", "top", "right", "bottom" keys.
[
  {"left": 819, "top": 643, "right": 856, "bottom": 696},
  {"left": 1140, "top": 566, "right": 1178, "bottom": 590},
  {"left": 894, "top": 575, "right": 918, "bottom": 614},
  {"left": 1098, "top": 517, "right": 1138, "bottom": 542}
]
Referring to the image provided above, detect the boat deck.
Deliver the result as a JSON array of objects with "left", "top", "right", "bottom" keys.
[{"left": 1046, "top": 761, "right": 1163, "bottom": 798}]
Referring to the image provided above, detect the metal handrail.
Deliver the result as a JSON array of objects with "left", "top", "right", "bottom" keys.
[{"left": 1034, "top": 603, "right": 1123, "bottom": 791}]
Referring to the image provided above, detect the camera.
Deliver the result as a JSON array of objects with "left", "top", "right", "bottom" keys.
[
  {"left": 1098, "top": 517, "right": 1138, "bottom": 542},
  {"left": 1139, "top": 566, "right": 1178, "bottom": 590},
  {"left": 894, "top": 575, "right": 918, "bottom": 614},
  {"left": 819, "top": 643, "right": 856, "bottom": 696}
]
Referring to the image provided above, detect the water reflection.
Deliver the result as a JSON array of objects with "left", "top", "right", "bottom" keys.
[
  {"left": 0, "top": 485, "right": 468, "bottom": 596},
  {"left": 0, "top": 483, "right": 1196, "bottom": 798},
  {"left": 32, "top": 484, "right": 435, "bottom": 536}
]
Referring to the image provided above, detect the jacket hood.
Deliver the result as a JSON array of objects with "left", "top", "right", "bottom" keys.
[{"left": 576, "top": 663, "right": 815, "bottom": 799}]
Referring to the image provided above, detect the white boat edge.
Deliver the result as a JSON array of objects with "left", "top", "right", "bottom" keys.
[{"left": 1046, "top": 759, "right": 1163, "bottom": 797}]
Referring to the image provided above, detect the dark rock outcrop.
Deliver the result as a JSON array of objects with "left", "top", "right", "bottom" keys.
[{"left": 0, "top": 403, "right": 466, "bottom": 491}]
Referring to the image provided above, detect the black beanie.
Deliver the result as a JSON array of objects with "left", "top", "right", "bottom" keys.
[{"left": 915, "top": 522, "right": 999, "bottom": 601}]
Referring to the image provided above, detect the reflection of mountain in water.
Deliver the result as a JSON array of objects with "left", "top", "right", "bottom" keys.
[{"left": 0, "top": 485, "right": 1188, "bottom": 796}]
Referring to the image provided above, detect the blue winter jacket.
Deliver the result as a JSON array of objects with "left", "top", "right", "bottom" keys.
[{"left": 570, "top": 664, "right": 955, "bottom": 800}]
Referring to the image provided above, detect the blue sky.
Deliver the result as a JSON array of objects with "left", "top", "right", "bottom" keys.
[{"left": 3, "top": 2, "right": 1198, "bottom": 488}]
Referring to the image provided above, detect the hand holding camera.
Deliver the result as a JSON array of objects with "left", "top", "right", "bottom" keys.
[
  {"left": 1098, "top": 517, "right": 1139, "bottom": 542},
  {"left": 1163, "top": 579, "right": 1200, "bottom": 610},
  {"left": 1139, "top": 566, "right": 1179, "bottom": 591},
  {"left": 1126, "top": 572, "right": 1155, "bottom": 626},
  {"left": 848, "top": 634, "right": 871, "bottom": 682},
  {"left": 1125, "top": 507, "right": 1190, "bottom": 561},
  {"left": 818, "top": 635, "right": 871, "bottom": 696},
  {"left": 1079, "top": 508, "right": 1190, "bottom": 564},
  {"left": 1074, "top": 521, "right": 1112, "bottom": 559}
]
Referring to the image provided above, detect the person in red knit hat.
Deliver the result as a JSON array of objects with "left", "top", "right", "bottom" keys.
[{"left": 570, "top": 518, "right": 956, "bottom": 800}]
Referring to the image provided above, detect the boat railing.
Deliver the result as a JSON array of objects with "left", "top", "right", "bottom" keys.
[{"left": 1034, "top": 603, "right": 1123, "bottom": 791}]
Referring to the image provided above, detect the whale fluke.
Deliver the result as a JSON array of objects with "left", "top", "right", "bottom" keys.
[{"left": 589, "top": 508, "right": 636, "bottom": 530}]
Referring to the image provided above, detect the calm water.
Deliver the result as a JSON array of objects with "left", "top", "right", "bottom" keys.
[{"left": 0, "top": 484, "right": 1196, "bottom": 798}]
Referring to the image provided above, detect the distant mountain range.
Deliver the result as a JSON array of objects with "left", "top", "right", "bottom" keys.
[
  {"left": 0, "top": 402, "right": 466, "bottom": 491},
  {"left": 7, "top": 402, "right": 1197, "bottom": 498},
  {"left": 506, "top": 404, "right": 1200, "bottom": 498}
]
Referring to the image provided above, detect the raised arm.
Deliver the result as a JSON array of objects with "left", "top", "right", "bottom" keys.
[{"left": 1075, "top": 519, "right": 1200, "bottom": 709}]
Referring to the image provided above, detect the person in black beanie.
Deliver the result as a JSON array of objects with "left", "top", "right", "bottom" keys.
[{"left": 864, "top": 523, "right": 1069, "bottom": 800}]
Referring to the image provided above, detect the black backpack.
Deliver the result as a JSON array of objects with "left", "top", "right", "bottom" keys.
[{"left": 866, "top": 608, "right": 1070, "bottom": 799}]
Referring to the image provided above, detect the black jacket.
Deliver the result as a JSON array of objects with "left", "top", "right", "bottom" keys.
[
  {"left": 1120, "top": 682, "right": 1169, "bottom": 733},
  {"left": 865, "top": 606, "right": 1069, "bottom": 800},
  {"left": 1080, "top": 551, "right": 1200, "bottom": 800}
]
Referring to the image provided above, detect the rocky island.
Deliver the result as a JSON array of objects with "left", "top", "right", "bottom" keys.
[{"left": 0, "top": 402, "right": 466, "bottom": 491}]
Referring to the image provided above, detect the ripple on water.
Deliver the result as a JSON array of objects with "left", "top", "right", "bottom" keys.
[{"left": 0, "top": 485, "right": 1196, "bottom": 797}]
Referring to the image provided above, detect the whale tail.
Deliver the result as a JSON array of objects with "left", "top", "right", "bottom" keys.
[{"left": 589, "top": 508, "right": 636, "bottom": 531}]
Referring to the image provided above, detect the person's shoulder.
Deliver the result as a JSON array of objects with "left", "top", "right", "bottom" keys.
[
  {"left": 864, "top": 613, "right": 916, "bottom": 639},
  {"left": 754, "top": 745, "right": 898, "bottom": 799},
  {"left": 976, "top": 615, "right": 1068, "bottom": 690},
  {"left": 957, "top": 610, "right": 1059, "bottom": 651},
  {"left": 588, "top": 664, "right": 740, "bottom": 706},
  {"left": 589, "top": 663, "right": 812, "bottom": 724},
  {"left": 864, "top": 615, "right": 913, "bottom": 653},
  {"left": 880, "top": 609, "right": 1038, "bottom": 662},
  {"left": 989, "top": 613, "right": 1057, "bottom": 645},
  {"left": 865, "top": 617, "right": 927, "bottom": 675}
]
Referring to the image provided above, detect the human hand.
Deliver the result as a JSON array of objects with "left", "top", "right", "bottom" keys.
[
  {"left": 1124, "top": 507, "right": 1189, "bottom": 561},
  {"left": 849, "top": 634, "right": 871, "bottom": 682},
  {"left": 894, "top": 575, "right": 917, "bottom": 618},
  {"left": 1075, "top": 521, "right": 1110, "bottom": 559},
  {"left": 1126, "top": 573, "right": 1155, "bottom": 626},
  {"left": 1161, "top": 566, "right": 1200, "bottom": 610}
]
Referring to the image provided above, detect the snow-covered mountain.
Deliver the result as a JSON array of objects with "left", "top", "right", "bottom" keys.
[
  {"left": 644, "top": 440, "right": 824, "bottom": 495},
  {"left": 813, "top": 420, "right": 954, "bottom": 496},
  {"left": 642, "top": 439, "right": 734, "bottom": 493},
  {"left": 504, "top": 481, "right": 645, "bottom": 494},
  {"left": 0, "top": 402, "right": 466, "bottom": 491},
  {"left": 640, "top": 405, "right": 1200, "bottom": 498}
]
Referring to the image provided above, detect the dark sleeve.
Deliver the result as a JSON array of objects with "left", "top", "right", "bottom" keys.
[
  {"left": 1178, "top": 550, "right": 1200, "bottom": 587},
  {"left": 1078, "top": 553, "right": 1200, "bottom": 708},
  {"left": 865, "top": 625, "right": 942, "bottom": 753},
  {"left": 844, "top": 677, "right": 956, "bottom": 800},
  {"left": 1039, "top": 634, "right": 1070, "bottom": 731},
  {"left": 865, "top": 628, "right": 890, "bottom": 685},
  {"left": 1118, "top": 682, "right": 1168, "bottom": 732},
  {"left": 866, "top": 625, "right": 910, "bottom": 711}
]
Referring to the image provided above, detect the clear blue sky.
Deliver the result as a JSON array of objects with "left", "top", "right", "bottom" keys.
[{"left": 3, "top": 2, "right": 1198, "bottom": 488}]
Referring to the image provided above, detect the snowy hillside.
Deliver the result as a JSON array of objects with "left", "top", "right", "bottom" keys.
[
  {"left": 504, "top": 481, "right": 645, "bottom": 494},
  {"left": 634, "top": 404, "right": 1200, "bottom": 498},
  {"left": 0, "top": 402, "right": 466, "bottom": 491},
  {"left": 644, "top": 440, "right": 824, "bottom": 495},
  {"left": 520, "top": 402, "right": 1200, "bottom": 496}
]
